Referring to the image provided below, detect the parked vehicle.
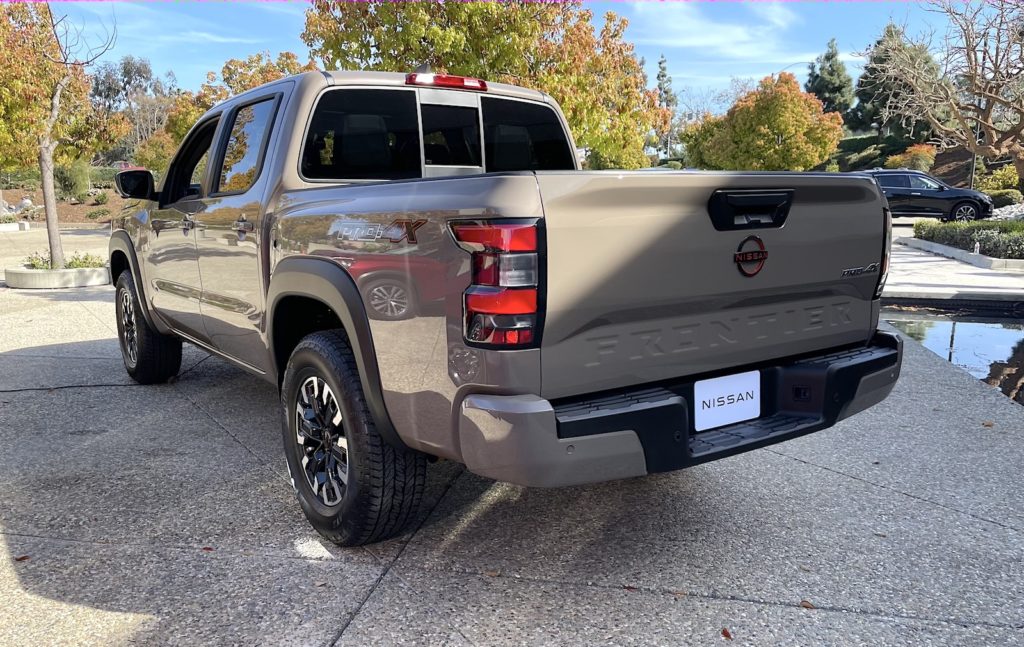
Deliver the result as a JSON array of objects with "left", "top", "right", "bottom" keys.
[
  {"left": 864, "top": 168, "right": 994, "bottom": 221},
  {"left": 110, "top": 70, "right": 902, "bottom": 546}
]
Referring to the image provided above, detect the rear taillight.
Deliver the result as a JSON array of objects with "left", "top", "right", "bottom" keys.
[
  {"left": 450, "top": 220, "right": 540, "bottom": 348},
  {"left": 406, "top": 73, "right": 488, "bottom": 92},
  {"left": 875, "top": 207, "right": 891, "bottom": 298}
]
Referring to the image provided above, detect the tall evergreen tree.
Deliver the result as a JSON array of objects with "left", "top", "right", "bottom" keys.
[
  {"left": 848, "top": 24, "right": 939, "bottom": 142},
  {"left": 655, "top": 54, "right": 678, "bottom": 157},
  {"left": 804, "top": 39, "right": 854, "bottom": 115}
]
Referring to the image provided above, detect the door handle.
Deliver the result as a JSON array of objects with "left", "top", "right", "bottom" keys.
[
  {"left": 180, "top": 213, "right": 196, "bottom": 231},
  {"left": 232, "top": 219, "right": 255, "bottom": 233}
]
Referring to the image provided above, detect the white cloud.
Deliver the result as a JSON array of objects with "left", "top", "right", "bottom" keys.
[{"left": 177, "top": 31, "right": 264, "bottom": 45}]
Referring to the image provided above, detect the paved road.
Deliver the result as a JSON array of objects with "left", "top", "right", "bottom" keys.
[{"left": 1, "top": 283, "right": 1022, "bottom": 646}]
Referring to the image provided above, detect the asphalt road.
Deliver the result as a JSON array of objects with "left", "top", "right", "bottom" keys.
[{"left": 1, "top": 284, "right": 1022, "bottom": 646}]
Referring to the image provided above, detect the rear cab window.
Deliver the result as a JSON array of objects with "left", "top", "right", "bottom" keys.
[{"left": 300, "top": 87, "right": 575, "bottom": 182}]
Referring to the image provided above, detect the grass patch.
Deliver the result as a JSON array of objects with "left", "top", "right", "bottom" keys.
[{"left": 914, "top": 219, "right": 1024, "bottom": 259}]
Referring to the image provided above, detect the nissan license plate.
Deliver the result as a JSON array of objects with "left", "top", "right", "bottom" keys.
[{"left": 693, "top": 370, "right": 761, "bottom": 432}]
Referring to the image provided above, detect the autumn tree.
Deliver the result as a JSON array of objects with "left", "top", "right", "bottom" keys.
[
  {"left": 91, "top": 55, "right": 176, "bottom": 162},
  {"left": 805, "top": 39, "right": 854, "bottom": 115},
  {"left": 679, "top": 114, "right": 725, "bottom": 170},
  {"left": 691, "top": 73, "right": 843, "bottom": 171},
  {"left": 301, "top": 0, "right": 663, "bottom": 169},
  {"left": 0, "top": 4, "right": 113, "bottom": 268},
  {"left": 865, "top": 0, "right": 1024, "bottom": 186}
]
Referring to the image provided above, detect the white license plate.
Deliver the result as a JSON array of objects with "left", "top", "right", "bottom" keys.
[{"left": 693, "top": 370, "right": 761, "bottom": 432}]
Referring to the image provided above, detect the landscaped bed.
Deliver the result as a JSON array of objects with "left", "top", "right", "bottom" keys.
[{"left": 914, "top": 219, "right": 1024, "bottom": 260}]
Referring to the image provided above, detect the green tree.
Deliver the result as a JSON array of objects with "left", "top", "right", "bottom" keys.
[
  {"left": 0, "top": 4, "right": 113, "bottom": 269},
  {"left": 680, "top": 114, "right": 725, "bottom": 170},
  {"left": 704, "top": 73, "right": 843, "bottom": 171},
  {"left": 805, "top": 39, "right": 854, "bottom": 115},
  {"left": 849, "top": 24, "right": 938, "bottom": 142},
  {"left": 302, "top": 0, "right": 662, "bottom": 169}
]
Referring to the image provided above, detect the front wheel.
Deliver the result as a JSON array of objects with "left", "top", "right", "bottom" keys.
[
  {"left": 115, "top": 271, "right": 182, "bottom": 384},
  {"left": 281, "top": 330, "right": 426, "bottom": 546},
  {"left": 950, "top": 202, "right": 978, "bottom": 222}
]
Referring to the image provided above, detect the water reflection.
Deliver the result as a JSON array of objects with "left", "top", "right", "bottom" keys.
[{"left": 887, "top": 313, "right": 1024, "bottom": 405}]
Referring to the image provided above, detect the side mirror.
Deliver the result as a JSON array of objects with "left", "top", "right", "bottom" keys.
[
  {"left": 937, "top": 184, "right": 946, "bottom": 191},
  {"left": 114, "top": 169, "right": 156, "bottom": 200}
]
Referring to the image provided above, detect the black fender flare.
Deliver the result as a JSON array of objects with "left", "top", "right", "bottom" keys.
[
  {"left": 266, "top": 256, "right": 406, "bottom": 450},
  {"left": 108, "top": 230, "right": 163, "bottom": 332}
]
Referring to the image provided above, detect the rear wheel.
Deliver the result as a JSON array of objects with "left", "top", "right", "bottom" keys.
[
  {"left": 281, "top": 330, "right": 426, "bottom": 546},
  {"left": 950, "top": 202, "right": 978, "bottom": 222},
  {"left": 115, "top": 271, "right": 182, "bottom": 384}
]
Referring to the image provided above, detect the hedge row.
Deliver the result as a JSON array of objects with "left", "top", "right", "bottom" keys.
[
  {"left": 1, "top": 166, "right": 120, "bottom": 191},
  {"left": 913, "top": 219, "right": 1024, "bottom": 259},
  {"left": 989, "top": 189, "right": 1023, "bottom": 208}
]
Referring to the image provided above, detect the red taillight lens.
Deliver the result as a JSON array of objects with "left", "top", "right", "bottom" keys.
[
  {"left": 451, "top": 220, "right": 540, "bottom": 348},
  {"left": 405, "top": 73, "right": 488, "bottom": 91}
]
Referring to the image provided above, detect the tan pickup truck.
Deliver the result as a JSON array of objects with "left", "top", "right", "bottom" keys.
[{"left": 110, "top": 70, "right": 902, "bottom": 545}]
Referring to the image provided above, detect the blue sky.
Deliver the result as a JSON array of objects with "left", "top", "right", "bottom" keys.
[{"left": 60, "top": 1, "right": 938, "bottom": 105}]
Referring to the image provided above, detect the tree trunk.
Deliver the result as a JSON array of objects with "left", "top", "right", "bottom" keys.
[
  {"left": 38, "top": 139, "right": 65, "bottom": 269},
  {"left": 1013, "top": 154, "right": 1024, "bottom": 193}
]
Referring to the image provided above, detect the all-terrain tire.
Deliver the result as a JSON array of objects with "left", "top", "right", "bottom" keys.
[
  {"left": 281, "top": 330, "right": 426, "bottom": 546},
  {"left": 115, "top": 271, "right": 182, "bottom": 384}
]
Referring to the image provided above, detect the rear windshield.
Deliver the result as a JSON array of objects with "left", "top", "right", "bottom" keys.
[
  {"left": 481, "top": 97, "right": 575, "bottom": 172},
  {"left": 421, "top": 104, "right": 481, "bottom": 167},
  {"left": 302, "top": 89, "right": 421, "bottom": 181}
]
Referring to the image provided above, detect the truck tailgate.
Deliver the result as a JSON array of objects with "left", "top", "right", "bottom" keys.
[{"left": 536, "top": 171, "right": 886, "bottom": 399}]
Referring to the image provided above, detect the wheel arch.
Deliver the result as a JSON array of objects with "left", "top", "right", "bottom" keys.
[
  {"left": 109, "top": 230, "right": 162, "bottom": 332},
  {"left": 267, "top": 256, "right": 407, "bottom": 450}
]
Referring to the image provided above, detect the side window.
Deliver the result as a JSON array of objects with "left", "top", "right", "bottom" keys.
[
  {"left": 301, "top": 89, "right": 420, "bottom": 181},
  {"left": 421, "top": 104, "right": 481, "bottom": 167},
  {"left": 878, "top": 174, "right": 910, "bottom": 188},
  {"left": 163, "top": 119, "right": 218, "bottom": 206},
  {"left": 481, "top": 97, "right": 575, "bottom": 172},
  {"left": 910, "top": 175, "right": 940, "bottom": 190},
  {"left": 216, "top": 99, "right": 277, "bottom": 194}
]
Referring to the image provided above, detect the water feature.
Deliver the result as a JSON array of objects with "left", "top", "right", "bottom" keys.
[{"left": 886, "top": 310, "right": 1024, "bottom": 405}]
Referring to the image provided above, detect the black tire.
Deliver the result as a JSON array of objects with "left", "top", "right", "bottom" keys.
[
  {"left": 362, "top": 277, "right": 415, "bottom": 321},
  {"left": 949, "top": 201, "right": 979, "bottom": 222},
  {"left": 281, "top": 330, "right": 426, "bottom": 546},
  {"left": 115, "top": 271, "right": 182, "bottom": 384}
]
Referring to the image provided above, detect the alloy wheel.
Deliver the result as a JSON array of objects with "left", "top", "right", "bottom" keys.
[
  {"left": 119, "top": 288, "right": 138, "bottom": 365},
  {"left": 368, "top": 283, "right": 409, "bottom": 318},
  {"left": 294, "top": 375, "right": 348, "bottom": 507},
  {"left": 954, "top": 204, "right": 977, "bottom": 221}
]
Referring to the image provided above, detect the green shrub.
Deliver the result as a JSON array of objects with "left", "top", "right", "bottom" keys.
[
  {"left": 86, "top": 207, "right": 110, "bottom": 220},
  {"left": 23, "top": 251, "right": 106, "bottom": 270},
  {"left": 913, "top": 219, "right": 1024, "bottom": 259},
  {"left": 55, "top": 159, "right": 91, "bottom": 201},
  {"left": 89, "top": 167, "right": 118, "bottom": 189},
  {"left": 989, "top": 189, "right": 1023, "bottom": 208},
  {"left": 0, "top": 168, "right": 41, "bottom": 191},
  {"left": 92, "top": 191, "right": 109, "bottom": 206},
  {"left": 977, "top": 164, "right": 1019, "bottom": 193},
  {"left": 0, "top": 214, "right": 16, "bottom": 224},
  {"left": 664, "top": 160, "right": 682, "bottom": 170},
  {"left": 847, "top": 144, "right": 884, "bottom": 170},
  {"left": 65, "top": 252, "right": 106, "bottom": 269},
  {"left": 825, "top": 160, "right": 840, "bottom": 173}
]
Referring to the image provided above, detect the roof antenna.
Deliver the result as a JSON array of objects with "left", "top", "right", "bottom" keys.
[{"left": 413, "top": 62, "right": 432, "bottom": 74}]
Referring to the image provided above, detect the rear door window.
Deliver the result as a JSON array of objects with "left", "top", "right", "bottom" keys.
[
  {"left": 909, "top": 175, "right": 941, "bottom": 190},
  {"left": 421, "top": 104, "right": 481, "bottom": 167},
  {"left": 302, "top": 89, "right": 421, "bottom": 181},
  {"left": 481, "top": 97, "right": 574, "bottom": 171},
  {"left": 877, "top": 174, "right": 910, "bottom": 188}
]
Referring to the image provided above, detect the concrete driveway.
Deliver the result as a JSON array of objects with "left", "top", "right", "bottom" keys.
[{"left": 1, "top": 283, "right": 1022, "bottom": 646}]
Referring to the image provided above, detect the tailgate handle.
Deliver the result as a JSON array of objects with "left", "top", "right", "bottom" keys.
[{"left": 707, "top": 189, "right": 794, "bottom": 231}]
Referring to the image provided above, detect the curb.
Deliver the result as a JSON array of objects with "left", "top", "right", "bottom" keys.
[
  {"left": 4, "top": 266, "right": 111, "bottom": 289},
  {"left": 895, "top": 237, "right": 1024, "bottom": 272}
]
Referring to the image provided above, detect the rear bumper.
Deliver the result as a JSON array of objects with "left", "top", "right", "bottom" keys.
[{"left": 457, "top": 331, "right": 902, "bottom": 487}]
